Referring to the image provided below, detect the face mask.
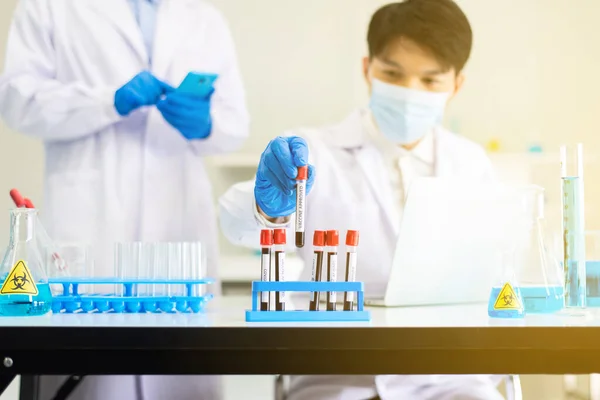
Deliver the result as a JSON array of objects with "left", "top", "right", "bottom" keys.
[{"left": 369, "top": 78, "right": 450, "bottom": 145}]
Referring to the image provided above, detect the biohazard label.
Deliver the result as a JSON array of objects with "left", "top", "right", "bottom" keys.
[
  {"left": 0, "top": 260, "right": 38, "bottom": 295},
  {"left": 493, "top": 282, "right": 522, "bottom": 310}
]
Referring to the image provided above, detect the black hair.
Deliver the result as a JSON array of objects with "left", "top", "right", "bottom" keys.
[{"left": 367, "top": 0, "right": 473, "bottom": 73}]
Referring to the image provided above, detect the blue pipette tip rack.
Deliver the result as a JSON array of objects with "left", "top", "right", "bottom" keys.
[
  {"left": 245, "top": 281, "right": 371, "bottom": 322},
  {"left": 48, "top": 278, "right": 214, "bottom": 314}
]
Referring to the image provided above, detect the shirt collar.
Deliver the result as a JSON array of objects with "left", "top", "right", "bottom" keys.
[{"left": 363, "top": 109, "right": 435, "bottom": 165}]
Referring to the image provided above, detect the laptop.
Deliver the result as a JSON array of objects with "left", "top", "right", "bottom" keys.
[{"left": 365, "top": 177, "right": 535, "bottom": 307}]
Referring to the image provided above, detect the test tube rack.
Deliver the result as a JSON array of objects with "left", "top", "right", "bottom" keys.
[
  {"left": 245, "top": 281, "right": 371, "bottom": 322},
  {"left": 48, "top": 277, "right": 214, "bottom": 314}
]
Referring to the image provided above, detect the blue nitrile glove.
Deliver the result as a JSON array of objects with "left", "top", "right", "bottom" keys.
[
  {"left": 114, "top": 71, "right": 174, "bottom": 116},
  {"left": 156, "top": 89, "right": 214, "bottom": 140},
  {"left": 255, "top": 136, "right": 316, "bottom": 217}
]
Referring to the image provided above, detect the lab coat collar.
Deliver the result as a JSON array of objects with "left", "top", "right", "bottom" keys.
[
  {"left": 88, "top": 2, "right": 147, "bottom": 65},
  {"left": 327, "top": 108, "right": 400, "bottom": 236},
  {"left": 152, "top": 0, "right": 198, "bottom": 77}
]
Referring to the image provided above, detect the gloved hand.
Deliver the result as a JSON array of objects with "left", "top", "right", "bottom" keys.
[
  {"left": 255, "top": 136, "right": 316, "bottom": 217},
  {"left": 114, "top": 71, "right": 174, "bottom": 116},
  {"left": 156, "top": 89, "right": 214, "bottom": 140}
]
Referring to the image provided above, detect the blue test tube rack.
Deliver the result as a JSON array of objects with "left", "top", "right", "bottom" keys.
[
  {"left": 48, "top": 277, "right": 214, "bottom": 314},
  {"left": 245, "top": 281, "right": 371, "bottom": 322}
]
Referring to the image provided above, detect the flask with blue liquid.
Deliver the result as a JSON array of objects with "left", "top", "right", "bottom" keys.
[
  {"left": 488, "top": 250, "right": 526, "bottom": 319},
  {"left": 0, "top": 208, "right": 52, "bottom": 316}
]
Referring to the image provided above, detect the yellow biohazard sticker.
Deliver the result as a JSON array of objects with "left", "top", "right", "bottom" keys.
[
  {"left": 0, "top": 260, "right": 38, "bottom": 295},
  {"left": 493, "top": 282, "right": 522, "bottom": 310}
]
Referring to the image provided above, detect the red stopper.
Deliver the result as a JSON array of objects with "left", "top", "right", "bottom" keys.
[
  {"left": 297, "top": 166, "right": 308, "bottom": 181},
  {"left": 260, "top": 229, "right": 273, "bottom": 246},
  {"left": 326, "top": 230, "right": 339, "bottom": 247},
  {"left": 274, "top": 228, "right": 287, "bottom": 245},
  {"left": 313, "top": 230, "right": 326, "bottom": 247},
  {"left": 346, "top": 230, "right": 359, "bottom": 246},
  {"left": 24, "top": 198, "right": 35, "bottom": 209},
  {"left": 9, "top": 189, "right": 25, "bottom": 208}
]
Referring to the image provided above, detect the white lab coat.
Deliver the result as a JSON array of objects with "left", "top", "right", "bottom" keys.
[
  {"left": 219, "top": 109, "right": 504, "bottom": 400},
  {"left": 0, "top": 1, "right": 248, "bottom": 399}
]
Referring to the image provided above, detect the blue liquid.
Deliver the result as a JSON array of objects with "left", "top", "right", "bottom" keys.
[
  {"left": 521, "top": 286, "right": 564, "bottom": 313},
  {"left": 562, "top": 176, "right": 586, "bottom": 308},
  {"left": 487, "top": 286, "right": 525, "bottom": 319},
  {"left": 0, "top": 283, "right": 53, "bottom": 316}
]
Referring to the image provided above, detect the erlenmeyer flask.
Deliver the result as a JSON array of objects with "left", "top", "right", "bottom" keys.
[
  {"left": 0, "top": 208, "right": 52, "bottom": 316},
  {"left": 488, "top": 250, "right": 526, "bottom": 318},
  {"left": 517, "top": 186, "right": 564, "bottom": 313}
]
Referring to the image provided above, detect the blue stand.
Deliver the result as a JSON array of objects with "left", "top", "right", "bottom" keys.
[
  {"left": 48, "top": 277, "right": 214, "bottom": 314},
  {"left": 245, "top": 281, "right": 371, "bottom": 322}
]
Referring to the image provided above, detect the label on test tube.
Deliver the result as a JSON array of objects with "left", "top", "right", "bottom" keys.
[
  {"left": 278, "top": 252, "right": 286, "bottom": 303},
  {"left": 345, "top": 252, "right": 357, "bottom": 302},
  {"left": 274, "top": 228, "right": 287, "bottom": 311},
  {"left": 261, "top": 254, "right": 270, "bottom": 303},
  {"left": 329, "top": 257, "right": 338, "bottom": 302},
  {"left": 295, "top": 166, "right": 308, "bottom": 248}
]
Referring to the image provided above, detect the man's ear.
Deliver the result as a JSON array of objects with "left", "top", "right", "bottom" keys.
[
  {"left": 453, "top": 73, "right": 465, "bottom": 97},
  {"left": 362, "top": 56, "right": 370, "bottom": 83}
]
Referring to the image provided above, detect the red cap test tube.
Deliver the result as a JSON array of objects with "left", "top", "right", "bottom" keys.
[
  {"left": 274, "top": 228, "right": 287, "bottom": 311},
  {"left": 309, "top": 230, "right": 326, "bottom": 311},
  {"left": 343, "top": 230, "right": 360, "bottom": 311},
  {"left": 326, "top": 230, "right": 339, "bottom": 311},
  {"left": 260, "top": 229, "right": 273, "bottom": 311},
  {"left": 295, "top": 166, "right": 308, "bottom": 248}
]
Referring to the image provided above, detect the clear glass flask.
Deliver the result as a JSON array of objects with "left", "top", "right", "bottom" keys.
[
  {"left": 0, "top": 208, "right": 52, "bottom": 316},
  {"left": 488, "top": 250, "right": 526, "bottom": 319},
  {"left": 517, "top": 186, "right": 564, "bottom": 313},
  {"left": 561, "top": 144, "right": 586, "bottom": 309}
]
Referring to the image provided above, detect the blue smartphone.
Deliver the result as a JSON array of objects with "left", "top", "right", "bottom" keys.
[{"left": 177, "top": 72, "right": 218, "bottom": 96}]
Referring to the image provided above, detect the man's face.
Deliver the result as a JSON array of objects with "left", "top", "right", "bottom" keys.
[{"left": 363, "top": 36, "right": 464, "bottom": 97}]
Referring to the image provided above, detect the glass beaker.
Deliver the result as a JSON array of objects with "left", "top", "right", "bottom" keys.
[
  {"left": 0, "top": 209, "right": 52, "bottom": 316},
  {"left": 561, "top": 144, "right": 586, "bottom": 309},
  {"left": 585, "top": 231, "right": 600, "bottom": 303},
  {"left": 488, "top": 250, "right": 526, "bottom": 319},
  {"left": 517, "top": 186, "right": 564, "bottom": 313}
]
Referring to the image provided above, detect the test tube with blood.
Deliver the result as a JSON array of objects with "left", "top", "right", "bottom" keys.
[
  {"left": 343, "top": 230, "right": 360, "bottom": 311},
  {"left": 274, "top": 228, "right": 287, "bottom": 311},
  {"left": 295, "top": 166, "right": 308, "bottom": 248},
  {"left": 309, "top": 230, "right": 326, "bottom": 311},
  {"left": 326, "top": 230, "right": 339, "bottom": 311},
  {"left": 260, "top": 229, "right": 273, "bottom": 311}
]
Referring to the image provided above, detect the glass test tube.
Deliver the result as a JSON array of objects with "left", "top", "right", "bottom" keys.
[
  {"left": 260, "top": 230, "right": 273, "bottom": 311},
  {"left": 295, "top": 166, "right": 308, "bottom": 248},
  {"left": 189, "top": 242, "right": 204, "bottom": 296},
  {"left": 273, "top": 229, "right": 286, "bottom": 311},
  {"left": 343, "top": 230, "right": 360, "bottom": 311},
  {"left": 326, "top": 230, "right": 339, "bottom": 311},
  {"left": 57, "top": 243, "right": 93, "bottom": 295},
  {"left": 114, "top": 242, "right": 143, "bottom": 296},
  {"left": 153, "top": 242, "right": 170, "bottom": 296},
  {"left": 560, "top": 144, "right": 586, "bottom": 309},
  {"left": 169, "top": 242, "right": 183, "bottom": 296},
  {"left": 309, "top": 230, "right": 325, "bottom": 311}
]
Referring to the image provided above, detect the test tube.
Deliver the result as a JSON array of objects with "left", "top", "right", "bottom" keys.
[
  {"left": 139, "top": 242, "right": 155, "bottom": 296},
  {"left": 57, "top": 243, "right": 94, "bottom": 294},
  {"left": 295, "top": 166, "right": 308, "bottom": 248},
  {"left": 560, "top": 144, "right": 586, "bottom": 309},
  {"left": 309, "top": 230, "right": 325, "bottom": 311},
  {"left": 188, "top": 242, "right": 204, "bottom": 296},
  {"left": 343, "top": 230, "right": 360, "bottom": 311},
  {"left": 274, "top": 229, "right": 286, "bottom": 311},
  {"left": 326, "top": 230, "right": 339, "bottom": 311},
  {"left": 260, "top": 230, "right": 273, "bottom": 311},
  {"left": 153, "top": 243, "right": 170, "bottom": 296},
  {"left": 168, "top": 242, "right": 183, "bottom": 297}
]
